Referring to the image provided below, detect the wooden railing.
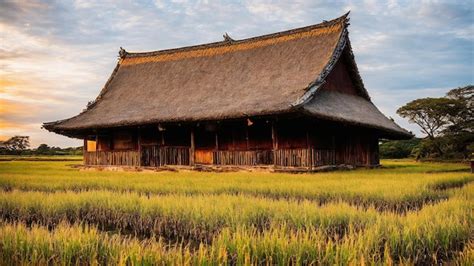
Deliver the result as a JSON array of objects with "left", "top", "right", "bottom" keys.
[
  {"left": 274, "top": 148, "right": 311, "bottom": 168},
  {"left": 84, "top": 151, "right": 139, "bottom": 166},
  {"left": 312, "top": 149, "right": 336, "bottom": 167},
  {"left": 141, "top": 146, "right": 190, "bottom": 167},
  {"left": 213, "top": 149, "right": 334, "bottom": 167},
  {"left": 275, "top": 148, "right": 336, "bottom": 168},
  {"left": 84, "top": 147, "right": 336, "bottom": 169},
  {"left": 213, "top": 150, "right": 273, "bottom": 166}
]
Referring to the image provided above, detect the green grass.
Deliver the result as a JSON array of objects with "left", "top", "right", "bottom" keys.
[
  {"left": 0, "top": 155, "right": 82, "bottom": 161},
  {"left": 0, "top": 159, "right": 472, "bottom": 264}
]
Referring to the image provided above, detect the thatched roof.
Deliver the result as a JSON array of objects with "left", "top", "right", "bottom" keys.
[
  {"left": 302, "top": 90, "right": 409, "bottom": 138},
  {"left": 43, "top": 13, "right": 411, "bottom": 139}
]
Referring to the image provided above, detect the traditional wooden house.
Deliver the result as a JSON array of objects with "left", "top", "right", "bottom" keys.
[{"left": 43, "top": 13, "right": 411, "bottom": 170}]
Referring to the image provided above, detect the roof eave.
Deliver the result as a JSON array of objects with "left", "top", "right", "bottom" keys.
[{"left": 297, "top": 107, "right": 413, "bottom": 140}]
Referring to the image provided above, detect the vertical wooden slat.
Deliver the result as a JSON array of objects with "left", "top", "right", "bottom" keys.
[
  {"left": 211, "top": 150, "right": 273, "bottom": 166},
  {"left": 84, "top": 150, "right": 139, "bottom": 167},
  {"left": 86, "top": 147, "right": 339, "bottom": 169}
]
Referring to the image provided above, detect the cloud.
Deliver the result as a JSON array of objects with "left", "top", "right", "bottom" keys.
[{"left": 0, "top": 0, "right": 473, "bottom": 147}]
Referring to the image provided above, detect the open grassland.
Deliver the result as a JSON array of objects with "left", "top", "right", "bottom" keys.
[
  {"left": 0, "top": 160, "right": 471, "bottom": 211},
  {"left": 0, "top": 159, "right": 472, "bottom": 265},
  {"left": 0, "top": 155, "right": 82, "bottom": 161}
]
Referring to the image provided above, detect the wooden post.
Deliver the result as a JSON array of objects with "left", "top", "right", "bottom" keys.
[
  {"left": 231, "top": 127, "right": 235, "bottom": 150},
  {"left": 95, "top": 134, "right": 99, "bottom": 165},
  {"left": 83, "top": 139, "right": 87, "bottom": 165},
  {"left": 246, "top": 126, "right": 249, "bottom": 150},
  {"left": 137, "top": 127, "right": 141, "bottom": 167},
  {"left": 307, "top": 129, "right": 312, "bottom": 170},
  {"left": 190, "top": 127, "right": 195, "bottom": 166},
  {"left": 366, "top": 138, "right": 371, "bottom": 167},
  {"left": 215, "top": 131, "right": 219, "bottom": 165},
  {"left": 271, "top": 122, "right": 278, "bottom": 166}
]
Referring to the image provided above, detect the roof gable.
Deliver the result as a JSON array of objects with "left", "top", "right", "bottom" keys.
[{"left": 319, "top": 54, "right": 361, "bottom": 96}]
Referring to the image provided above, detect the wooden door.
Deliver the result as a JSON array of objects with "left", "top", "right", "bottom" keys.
[{"left": 195, "top": 149, "right": 213, "bottom": 164}]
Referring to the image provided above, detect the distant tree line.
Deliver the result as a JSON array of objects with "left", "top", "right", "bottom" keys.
[
  {"left": 0, "top": 136, "right": 82, "bottom": 156},
  {"left": 380, "top": 138, "right": 422, "bottom": 159},
  {"left": 381, "top": 85, "right": 473, "bottom": 160}
]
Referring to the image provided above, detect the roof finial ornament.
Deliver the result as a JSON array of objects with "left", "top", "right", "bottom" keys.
[
  {"left": 223, "top": 32, "right": 235, "bottom": 43},
  {"left": 118, "top": 47, "right": 128, "bottom": 58}
]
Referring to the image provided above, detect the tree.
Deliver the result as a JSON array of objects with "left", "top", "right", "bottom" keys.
[
  {"left": 397, "top": 85, "right": 474, "bottom": 159},
  {"left": 443, "top": 86, "right": 474, "bottom": 159},
  {"left": 397, "top": 98, "right": 460, "bottom": 156},
  {"left": 0, "top": 136, "right": 30, "bottom": 154},
  {"left": 445, "top": 85, "right": 473, "bottom": 134},
  {"left": 35, "top": 144, "right": 51, "bottom": 155},
  {"left": 379, "top": 138, "right": 421, "bottom": 159},
  {"left": 397, "top": 98, "right": 462, "bottom": 139}
]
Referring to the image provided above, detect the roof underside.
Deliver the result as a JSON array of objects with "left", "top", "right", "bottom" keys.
[
  {"left": 44, "top": 13, "right": 411, "bottom": 139},
  {"left": 302, "top": 90, "right": 410, "bottom": 138}
]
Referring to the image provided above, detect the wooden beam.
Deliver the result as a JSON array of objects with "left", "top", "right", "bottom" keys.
[
  {"left": 215, "top": 132, "right": 219, "bottom": 151},
  {"left": 190, "top": 127, "right": 195, "bottom": 166}
]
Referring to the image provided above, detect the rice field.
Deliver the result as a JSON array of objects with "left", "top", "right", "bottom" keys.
[{"left": 0, "top": 159, "right": 472, "bottom": 265}]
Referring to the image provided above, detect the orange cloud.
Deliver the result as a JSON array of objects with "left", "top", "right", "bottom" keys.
[
  {"left": 0, "top": 99, "right": 31, "bottom": 116},
  {"left": 0, "top": 78, "right": 18, "bottom": 88},
  {"left": 0, "top": 76, "right": 27, "bottom": 96},
  {"left": 0, "top": 119, "right": 28, "bottom": 129}
]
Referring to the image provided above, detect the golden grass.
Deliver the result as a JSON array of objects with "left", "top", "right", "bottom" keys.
[{"left": 0, "top": 159, "right": 472, "bottom": 264}]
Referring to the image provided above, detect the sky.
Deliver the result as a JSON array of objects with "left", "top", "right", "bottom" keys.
[{"left": 0, "top": 0, "right": 473, "bottom": 148}]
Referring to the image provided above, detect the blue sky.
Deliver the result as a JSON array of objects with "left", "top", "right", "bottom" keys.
[{"left": 1, "top": 0, "right": 473, "bottom": 148}]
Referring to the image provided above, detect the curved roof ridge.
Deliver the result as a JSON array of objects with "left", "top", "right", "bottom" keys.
[{"left": 121, "top": 12, "right": 350, "bottom": 59}]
